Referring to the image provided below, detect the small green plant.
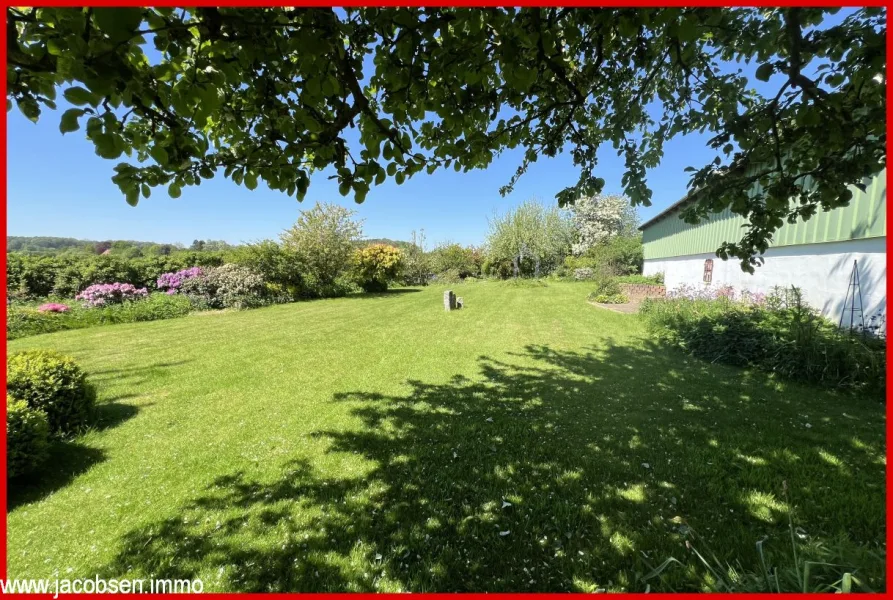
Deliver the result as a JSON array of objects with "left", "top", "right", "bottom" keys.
[
  {"left": 573, "top": 267, "right": 595, "bottom": 281},
  {"left": 502, "top": 277, "right": 548, "bottom": 288},
  {"left": 6, "top": 350, "right": 96, "bottom": 435},
  {"left": 589, "top": 292, "right": 629, "bottom": 304},
  {"left": 587, "top": 277, "right": 622, "bottom": 302},
  {"left": 6, "top": 394, "right": 50, "bottom": 478}
]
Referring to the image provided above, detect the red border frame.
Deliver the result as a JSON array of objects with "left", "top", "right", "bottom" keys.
[{"left": 0, "top": 2, "right": 890, "bottom": 598}]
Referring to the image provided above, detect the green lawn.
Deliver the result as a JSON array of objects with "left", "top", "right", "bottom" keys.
[{"left": 7, "top": 281, "right": 885, "bottom": 591}]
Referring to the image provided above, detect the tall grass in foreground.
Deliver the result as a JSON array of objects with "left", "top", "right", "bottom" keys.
[{"left": 641, "top": 483, "right": 885, "bottom": 592}]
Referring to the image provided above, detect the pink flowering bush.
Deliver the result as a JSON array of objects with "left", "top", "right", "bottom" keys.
[
  {"left": 157, "top": 267, "right": 203, "bottom": 294},
  {"left": 75, "top": 283, "right": 148, "bottom": 307},
  {"left": 37, "top": 303, "right": 70, "bottom": 313}
]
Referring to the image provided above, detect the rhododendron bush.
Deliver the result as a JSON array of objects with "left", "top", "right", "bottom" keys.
[
  {"left": 180, "top": 265, "right": 266, "bottom": 309},
  {"left": 75, "top": 283, "right": 148, "bottom": 307},
  {"left": 157, "top": 267, "right": 203, "bottom": 294}
]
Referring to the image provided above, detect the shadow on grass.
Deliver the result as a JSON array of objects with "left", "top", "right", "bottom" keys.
[
  {"left": 92, "top": 400, "right": 141, "bottom": 431},
  {"left": 7, "top": 377, "right": 158, "bottom": 511},
  {"left": 96, "top": 342, "right": 885, "bottom": 591},
  {"left": 8, "top": 442, "right": 107, "bottom": 510},
  {"left": 7, "top": 398, "right": 142, "bottom": 510},
  {"left": 349, "top": 288, "right": 423, "bottom": 300},
  {"left": 90, "top": 360, "right": 193, "bottom": 387}
]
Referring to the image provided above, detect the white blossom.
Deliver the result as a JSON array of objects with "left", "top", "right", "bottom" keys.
[{"left": 570, "top": 194, "right": 639, "bottom": 255}]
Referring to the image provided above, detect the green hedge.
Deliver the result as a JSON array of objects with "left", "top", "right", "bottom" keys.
[{"left": 7, "top": 251, "right": 225, "bottom": 299}]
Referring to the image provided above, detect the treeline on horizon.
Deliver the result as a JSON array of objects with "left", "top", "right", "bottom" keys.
[{"left": 7, "top": 236, "right": 411, "bottom": 255}]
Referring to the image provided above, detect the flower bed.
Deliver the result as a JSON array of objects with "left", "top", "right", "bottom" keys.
[{"left": 640, "top": 285, "right": 885, "bottom": 396}]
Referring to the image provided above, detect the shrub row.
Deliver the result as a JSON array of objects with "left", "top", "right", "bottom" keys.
[
  {"left": 7, "top": 351, "right": 96, "bottom": 478},
  {"left": 640, "top": 287, "right": 885, "bottom": 397}
]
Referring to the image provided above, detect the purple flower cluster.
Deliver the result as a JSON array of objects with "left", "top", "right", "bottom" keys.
[
  {"left": 76, "top": 283, "right": 149, "bottom": 307},
  {"left": 157, "top": 267, "right": 203, "bottom": 295},
  {"left": 37, "top": 302, "right": 70, "bottom": 313},
  {"left": 666, "top": 284, "right": 766, "bottom": 306}
]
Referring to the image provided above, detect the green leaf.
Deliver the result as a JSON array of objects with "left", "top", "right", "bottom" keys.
[
  {"left": 168, "top": 183, "right": 182, "bottom": 199},
  {"left": 755, "top": 63, "right": 774, "bottom": 82},
  {"left": 677, "top": 18, "right": 698, "bottom": 42},
  {"left": 59, "top": 109, "right": 85, "bottom": 134},
  {"left": 149, "top": 145, "right": 169, "bottom": 165},
  {"left": 46, "top": 38, "right": 65, "bottom": 56},
  {"left": 93, "top": 8, "right": 144, "bottom": 43},
  {"left": 125, "top": 188, "right": 139, "bottom": 207},
  {"left": 245, "top": 173, "right": 258, "bottom": 191},
  {"left": 141, "top": 184, "right": 151, "bottom": 199},
  {"left": 63, "top": 86, "right": 98, "bottom": 107},
  {"left": 94, "top": 134, "right": 123, "bottom": 159}
]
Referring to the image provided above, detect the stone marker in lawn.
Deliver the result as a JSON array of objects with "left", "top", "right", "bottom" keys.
[
  {"left": 444, "top": 290, "right": 456, "bottom": 311},
  {"left": 457, "top": 297, "right": 464, "bottom": 309}
]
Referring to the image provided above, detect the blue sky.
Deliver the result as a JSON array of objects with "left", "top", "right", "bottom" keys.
[
  {"left": 11, "top": 8, "right": 838, "bottom": 248},
  {"left": 7, "top": 107, "right": 717, "bottom": 247}
]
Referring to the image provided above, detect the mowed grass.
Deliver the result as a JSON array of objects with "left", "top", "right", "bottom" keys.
[{"left": 7, "top": 281, "right": 886, "bottom": 591}]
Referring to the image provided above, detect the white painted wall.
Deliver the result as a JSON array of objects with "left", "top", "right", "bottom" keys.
[{"left": 643, "top": 237, "right": 886, "bottom": 325}]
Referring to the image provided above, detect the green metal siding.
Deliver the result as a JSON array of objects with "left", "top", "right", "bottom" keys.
[{"left": 642, "top": 170, "right": 886, "bottom": 259}]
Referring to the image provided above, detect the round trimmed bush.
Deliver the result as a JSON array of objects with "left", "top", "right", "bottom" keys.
[
  {"left": 7, "top": 350, "right": 96, "bottom": 435},
  {"left": 7, "top": 394, "right": 50, "bottom": 478}
]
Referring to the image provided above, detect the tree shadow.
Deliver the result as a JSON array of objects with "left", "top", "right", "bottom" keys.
[
  {"left": 97, "top": 342, "right": 885, "bottom": 592},
  {"left": 89, "top": 360, "right": 193, "bottom": 387},
  {"left": 8, "top": 442, "right": 107, "bottom": 510},
  {"left": 351, "top": 288, "right": 423, "bottom": 300}
]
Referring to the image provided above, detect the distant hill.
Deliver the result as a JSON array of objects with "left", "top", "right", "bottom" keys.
[
  {"left": 6, "top": 236, "right": 240, "bottom": 254},
  {"left": 7, "top": 236, "right": 163, "bottom": 253}
]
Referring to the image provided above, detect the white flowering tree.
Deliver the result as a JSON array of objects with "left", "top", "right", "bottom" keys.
[{"left": 570, "top": 194, "right": 640, "bottom": 256}]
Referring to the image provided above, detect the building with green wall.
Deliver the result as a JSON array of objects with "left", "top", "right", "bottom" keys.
[{"left": 640, "top": 171, "right": 886, "bottom": 325}]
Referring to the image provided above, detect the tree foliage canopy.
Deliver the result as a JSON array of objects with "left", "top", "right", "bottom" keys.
[
  {"left": 486, "top": 199, "right": 572, "bottom": 277},
  {"left": 280, "top": 201, "right": 363, "bottom": 292},
  {"left": 8, "top": 7, "right": 886, "bottom": 269}
]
